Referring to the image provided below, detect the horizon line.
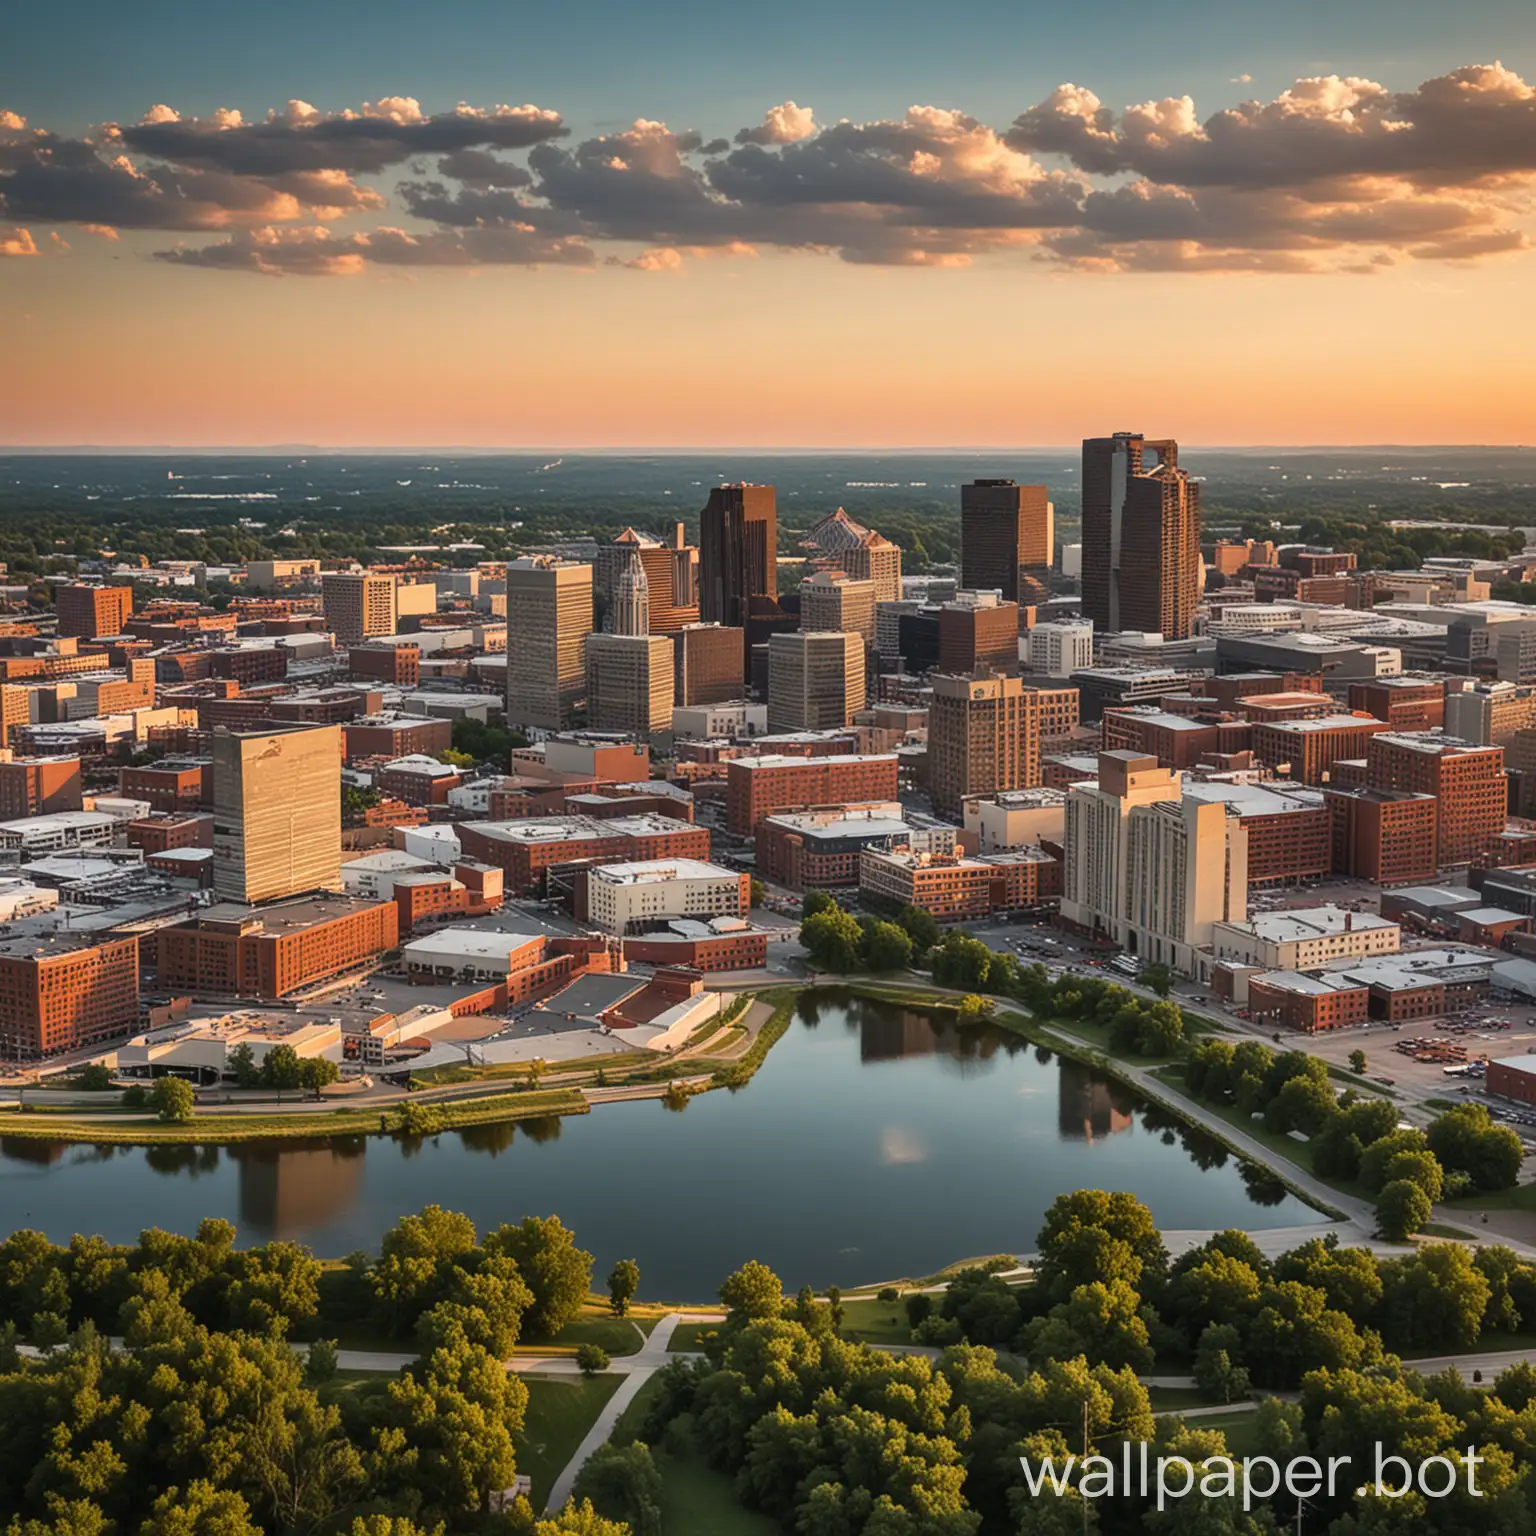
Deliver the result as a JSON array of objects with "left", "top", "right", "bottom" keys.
[{"left": 2, "top": 443, "right": 1533, "bottom": 456}]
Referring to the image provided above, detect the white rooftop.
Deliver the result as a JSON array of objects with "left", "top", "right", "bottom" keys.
[
  {"left": 402, "top": 929, "right": 544, "bottom": 963},
  {"left": 383, "top": 754, "right": 460, "bottom": 776},
  {"left": 731, "top": 753, "right": 895, "bottom": 771},
  {"left": 591, "top": 858, "right": 734, "bottom": 884},
  {"left": 1219, "top": 905, "right": 1397, "bottom": 944}
]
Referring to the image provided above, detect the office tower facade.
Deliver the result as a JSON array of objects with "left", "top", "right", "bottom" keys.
[
  {"left": 767, "top": 631, "right": 865, "bottom": 733},
  {"left": 612, "top": 547, "right": 650, "bottom": 636},
  {"left": 1124, "top": 795, "right": 1248, "bottom": 974},
  {"left": 1081, "top": 433, "right": 1202, "bottom": 640},
  {"left": 675, "top": 623, "right": 745, "bottom": 707},
  {"left": 843, "top": 531, "right": 903, "bottom": 603},
  {"left": 801, "top": 571, "right": 877, "bottom": 646},
  {"left": 1028, "top": 621, "right": 1095, "bottom": 678},
  {"left": 1365, "top": 732, "right": 1506, "bottom": 866},
  {"left": 937, "top": 593, "right": 1020, "bottom": 674},
  {"left": 212, "top": 724, "right": 342, "bottom": 904},
  {"left": 0, "top": 933, "right": 141, "bottom": 1059},
  {"left": 928, "top": 673, "right": 1042, "bottom": 820},
  {"left": 960, "top": 480, "right": 1053, "bottom": 602},
  {"left": 585, "top": 634, "right": 675, "bottom": 737},
  {"left": 599, "top": 526, "right": 700, "bottom": 633},
  {"left": 321, "top": 573, "right": 396, "bottom": 642},
  {"left": 875, "top": 600, "right": 924, "bottom": 664},
  {"left": 1061, "top": 750, "right": 1181, "bottom": 940},
  {"left": 56, "top": 584, "right": 133, "bottom": 639},
  {"left": 505, "top": 557, "right": 593, "bottom": 732},
  {"left": 700, "top": 484, "right": 777, "bottom": 630}
]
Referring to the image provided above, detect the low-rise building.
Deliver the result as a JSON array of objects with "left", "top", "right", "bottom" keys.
[
  {"left": 859, "top": 843, "right": 1059, "bottom": 921},
  {"left": 375, "top": 754, "right": 463, "bottom": 806},
  {"left": 1211, "top": 905, "right": 1401, "bottom": 971},
  {"left": 757, "top": 803, "right": 913, "bottom": 890},
  {"left": 725, "top": 753, "right": 899, "bottom": 835},
  {"left": 1246, "top": 971, "right": 1370, "bottom": 1033},
  {"left": 153, "top": 894, "right": 398, "bottom": 999},
  {"left": 457, "top": 813, "right": 711, "bottom": 894},
  {"left": 963, "top": 787, "right": 1068, "bottom": 853},
  {"left": 0, "top": 932, "right": 140, "bottom": 1059},
  {"left": 621, "top": 918, "right": 769, "bottom": 972},
  {"left": 584, "top": 858, "right": 748, "bottom": 934}
]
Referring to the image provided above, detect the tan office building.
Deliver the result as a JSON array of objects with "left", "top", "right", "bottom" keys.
[
  {"left": 767, "top": 631, "right": 865, "bottom": 733},
  {"left": 212, "top": 724, "right": 342, "bottom": 904},
  {"left": 801, "top": 572, "right": 877, "bottom": 646},
  {"left": 586, "top": 634, "right": 675, "bottom": 737},
  {"left": 322, "top": 574, "right": 396, "bottom": 642},
  {"left": 928, "top": 673, "right": 1042, "bottom": 820},
  {"left": 506, "top": 557, "right": 593, "bottom": 732}
]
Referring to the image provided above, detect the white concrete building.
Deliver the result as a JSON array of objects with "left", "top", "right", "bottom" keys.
[
  {"left": 1123, "top": 796, "right": 1248, "bottom": 977},
  {"left": 671, "top": 701, "right": 768, "bottom": 740},
  {"left": 0, "top": 811, "right": 118, "bottom": 858},
  {"left": 963, "top": 787, "right": 1068, "bottom": 852},
  {"left": 1026, "top": 621, "right": 1094, "bottom": 678},
  {"left": 341, "top": 849, "right": 440, "bottom": 900},
  {"left": 1211, "top": 905, "right": 1401, "bottom": 972},
  {"left": 586, "top": 858, "right": 747, "bottom": 935}
]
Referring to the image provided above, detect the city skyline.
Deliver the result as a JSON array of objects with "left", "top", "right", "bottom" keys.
[{"left": 3, "top": 1, "right": 1536, "bottom": 445}]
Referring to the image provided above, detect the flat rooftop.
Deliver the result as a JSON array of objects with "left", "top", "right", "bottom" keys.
[
  {"left": 1219, "top": 905, "right": 1398, "bottom": 943},
  {"left": 191, "top": 893, "right": 390, "bottom": 929},
  {"left": 591, "top": 858, "right": 733, "bottom": 884},
  {"left": 729, "top": 753, "right": 895, "bottom": 771},
  {"left": 463, "top": 813, "right": 695, "bottom": 845}
]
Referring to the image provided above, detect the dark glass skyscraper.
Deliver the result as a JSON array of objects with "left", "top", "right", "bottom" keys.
[
  {"left": 960, "top": 479, "right": 1052, "bottom": 601},
  {"left": 1081, "top": 434, "right": 1201, "bottom": 640},
  {"left": 700, "top": 484, "right": 781, "bottom": 684}
]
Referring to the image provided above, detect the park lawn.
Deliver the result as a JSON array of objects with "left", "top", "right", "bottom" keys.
[
  {"left": 653, "top": 1439, "right": 778, "bottom": 1536},
  {"left": 609, "top": 1372, "right": 666, "bottom": 1448},
  {"left": 836, "top": 1296, "right": 915, "bottom": 1346},
  {"left": 519, "top": 1373, "right": 624, "bottom": 1511},
  {"left": 1184, "top": 1407, "right": 1263, "bottom": 1456},
  {"left": 669, "top": 1320, "right": 721, "bottom": 1353},
  {"left": 1444, "top": 1182, "right": 1536, "bottom": 1213},
  {"left": 1147, "top": 1386, "right": 1221, "bottom": 1412},
  {"left": 520, "top": 1313, "right": 649, "bottom": 1357}
]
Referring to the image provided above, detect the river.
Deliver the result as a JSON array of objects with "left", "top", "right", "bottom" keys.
[{"left": 0, "top": 992, "right": 1316, "bottom": 1296}]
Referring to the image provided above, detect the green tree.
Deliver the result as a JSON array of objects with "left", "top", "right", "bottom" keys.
[
  {"left": 897, "top": 904, "right": 941, "bottom": 956},
  {"left": 575, "top": 1342, "right": 610, "bottom": 1376},
  {"left": 78, "top": 1063, "right": 113, "bottom": 1092},
  {"left": 227, "top": 1043, "right": 259, "bottom": 1089},
  {"left": 260, "top": 1045, "right": 303, "bottom": 1099},
  {"left": 799, "top": 890, "right": 837, "bottom": 919},
  {"left": 485, "top": 1215, "right": 593, "bottom": 1336},
  {"left": 749, "top": 878, "right": 765, "bottom": 907},
  {"left": 150, "top": 1077, "right": 195, "bottom": 1123},
  {"left": 535, "top": 1500, "right": 632, "bottom": 1536},
  {"left": 862, "top": 920, "right": 913, "bottom": 972},
  {"left": 304, "top": 1338, "right": 339, "bottom": 1385},
  {"left": 138, "top": 1481, "right": 262, "bottom": 1536},
  {"left": 1137, "top": 962, "right": 1173, "bottom": 997},
  {"left": 1376, "top": 1178, "right": 1433, "bottom": 1242},
  {"left": 297, "top": 1057, "right": 340, "bottom": 1099},
  {"left": 1427, "top": 1102, "right": 1524, "bottom": 1191},
  {"left": 799, "top": 907, "right": 865, "bottom": 971},
  {"left": 719, "top": 1260, "right": 783, "bottom": 1322},
  {"left": 1349, "top": 1048, "right": 1367, "bottom": 1074},
  {"left": 1192, "top": 1323, "right": 1252, "bottom": 1403},
  {"left": 1035, "top": 1190, "right": 1167, "bottom": 1302},
  {"left": 1383, "top": 1148, "right": 1445, "bottom": 1203},
  {"left": 607, "top": 1258, "right": 640, "bottom": 1317},
  {"left": 572, "top": 1441, "right": 662, "bottom": 1536}
]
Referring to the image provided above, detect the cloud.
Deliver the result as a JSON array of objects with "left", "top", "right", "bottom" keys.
[
  {"left": 113, "top": 98, "right": 567, "bottom": 176},
  {"left": 1231, "top": 74, "right": 1253, "bottom": 85},
  {"left": 735, "top": 101, "right": 818, "bottom": 145},
  {"left": 0, "top": 225, "right": 37, "bottom": 256},
  {"left": 155, "top": 221, "right": 595, "bottom": 276},
  {"left": 6, "top": 65, "right": 1536, "bottom": 276}
]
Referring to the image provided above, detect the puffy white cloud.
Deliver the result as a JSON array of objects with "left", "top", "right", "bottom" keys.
[
  {"left": 0, "top": 225, "right": 37, "bottom": 256},
  {"left": 735, "top": 101, "right": 818, "bottom": 145}
]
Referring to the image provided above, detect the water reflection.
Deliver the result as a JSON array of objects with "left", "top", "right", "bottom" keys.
[
  {"left": 0, "top": 993, "right": 1321, "bottom": 1294},
  {"left": 230, "top": 1140, "right": 365, "bottom": 1237}
]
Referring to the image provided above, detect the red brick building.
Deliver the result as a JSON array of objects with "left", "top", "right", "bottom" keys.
[
  {"left": 153, "top": 894, "right": 399, "bottom": 1000},
  {"left": 120, "top": 760, "right": 209, "bottom": 812},
  {"left": 351, "top": 644, "right": 421, "bottom": 687},
  {"left": 55, "top": 584, "right": 133, "bottom": 640},
  {"left": 1324, "top": 787, "right": 1439, "bottom": 884},
  {"left": 1252, "top": 714, "right": 1390, "bottom": 785},
  {"left": 343, "top": 715, "right": 453, "bottom": 762},
  {"left": 622, "top": 928, "right": 769, "bottom": 971},
  {"left": 1247, "top": 974, "right": 1368, "bottom": 1033},
  {"left": 127, "top": 812, "right": 215, "bottom": 853},
  {"left": 0, "top": 933, "right": 140, "bottom": 1059},
  {"left": 1348, "top": 678, "right": 1446, "bottom": 733},
  {"left": 458, "top": 814, "right": 712, "bottom": 895},
  {"left": 1366, "top": 733, "right": 1507, "bottom": 866},
  {"left": 0, "top": 756, "right": 82, "bottom": 818},
  {"left": 209, "top": 647, "right": 289, "bottom": 685},
  {"left": 725, "top": 753, "right": 900, "bottom": 835}
]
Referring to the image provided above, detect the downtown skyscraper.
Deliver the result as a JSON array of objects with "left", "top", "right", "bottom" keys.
[
  {"left": 960, "top": 480, "right": 1053, "bottom": 602},
  {"left": 1081, "top": 434, "right": 1201, "bottom": 641}
]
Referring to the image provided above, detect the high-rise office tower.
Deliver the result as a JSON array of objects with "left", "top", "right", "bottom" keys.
[
  {"left": 927, "top": 673, "right": 1041, "bottom": 819},
  {"left": 800, "top": 571, "right": 877, "bottom": 646},
  {"left": 612, "top": 547, "right": 650, "bottom": 636},
  {"left": 505, "top": 557, "right": 593, "bottom": 732},
  {"left": 700, "top": 484, "right": 777, "bottom": 630},
  {"left": 321, "top": 573, "right": 397, "bottom": 642},
  {"left": 844, "top": 531, "right": 903, "bottom": 603},
  {"left": 767, "top": 631, "right": 865, "bottom": 732},
  {"left": 960, "top": 481, "right": 1053, "bottom": 602},
  {"left": 212, "top": 724, "right": 341, "bottom": 903},
  {"left": 598, "top": 526, "right": 700, "bottom": 633},
  {"left": 937, "top": 592, "right": 1020, "bottom": 674},
  {"left": 586, "top": 634, "right": 675, "bottom": 736},
  {"left": 1081, "top": 434, "right": 1201, "bottom": 640},
  {"left": 674, "top": 623, "right": 745, "bottom": 706}
]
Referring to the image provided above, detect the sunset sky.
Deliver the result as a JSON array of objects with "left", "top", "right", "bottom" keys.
[{"left": 4, "top": 0, "right": 1536, "bottom": 447}]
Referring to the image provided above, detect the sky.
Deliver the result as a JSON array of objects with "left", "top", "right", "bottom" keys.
[{"left": 3, "top": 0, "right": 1536, "bottom": 447}]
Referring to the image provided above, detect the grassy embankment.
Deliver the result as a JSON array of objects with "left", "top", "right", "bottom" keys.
[{"left": 0, "top": 1087, "right": 589, "bottom": 1147}]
